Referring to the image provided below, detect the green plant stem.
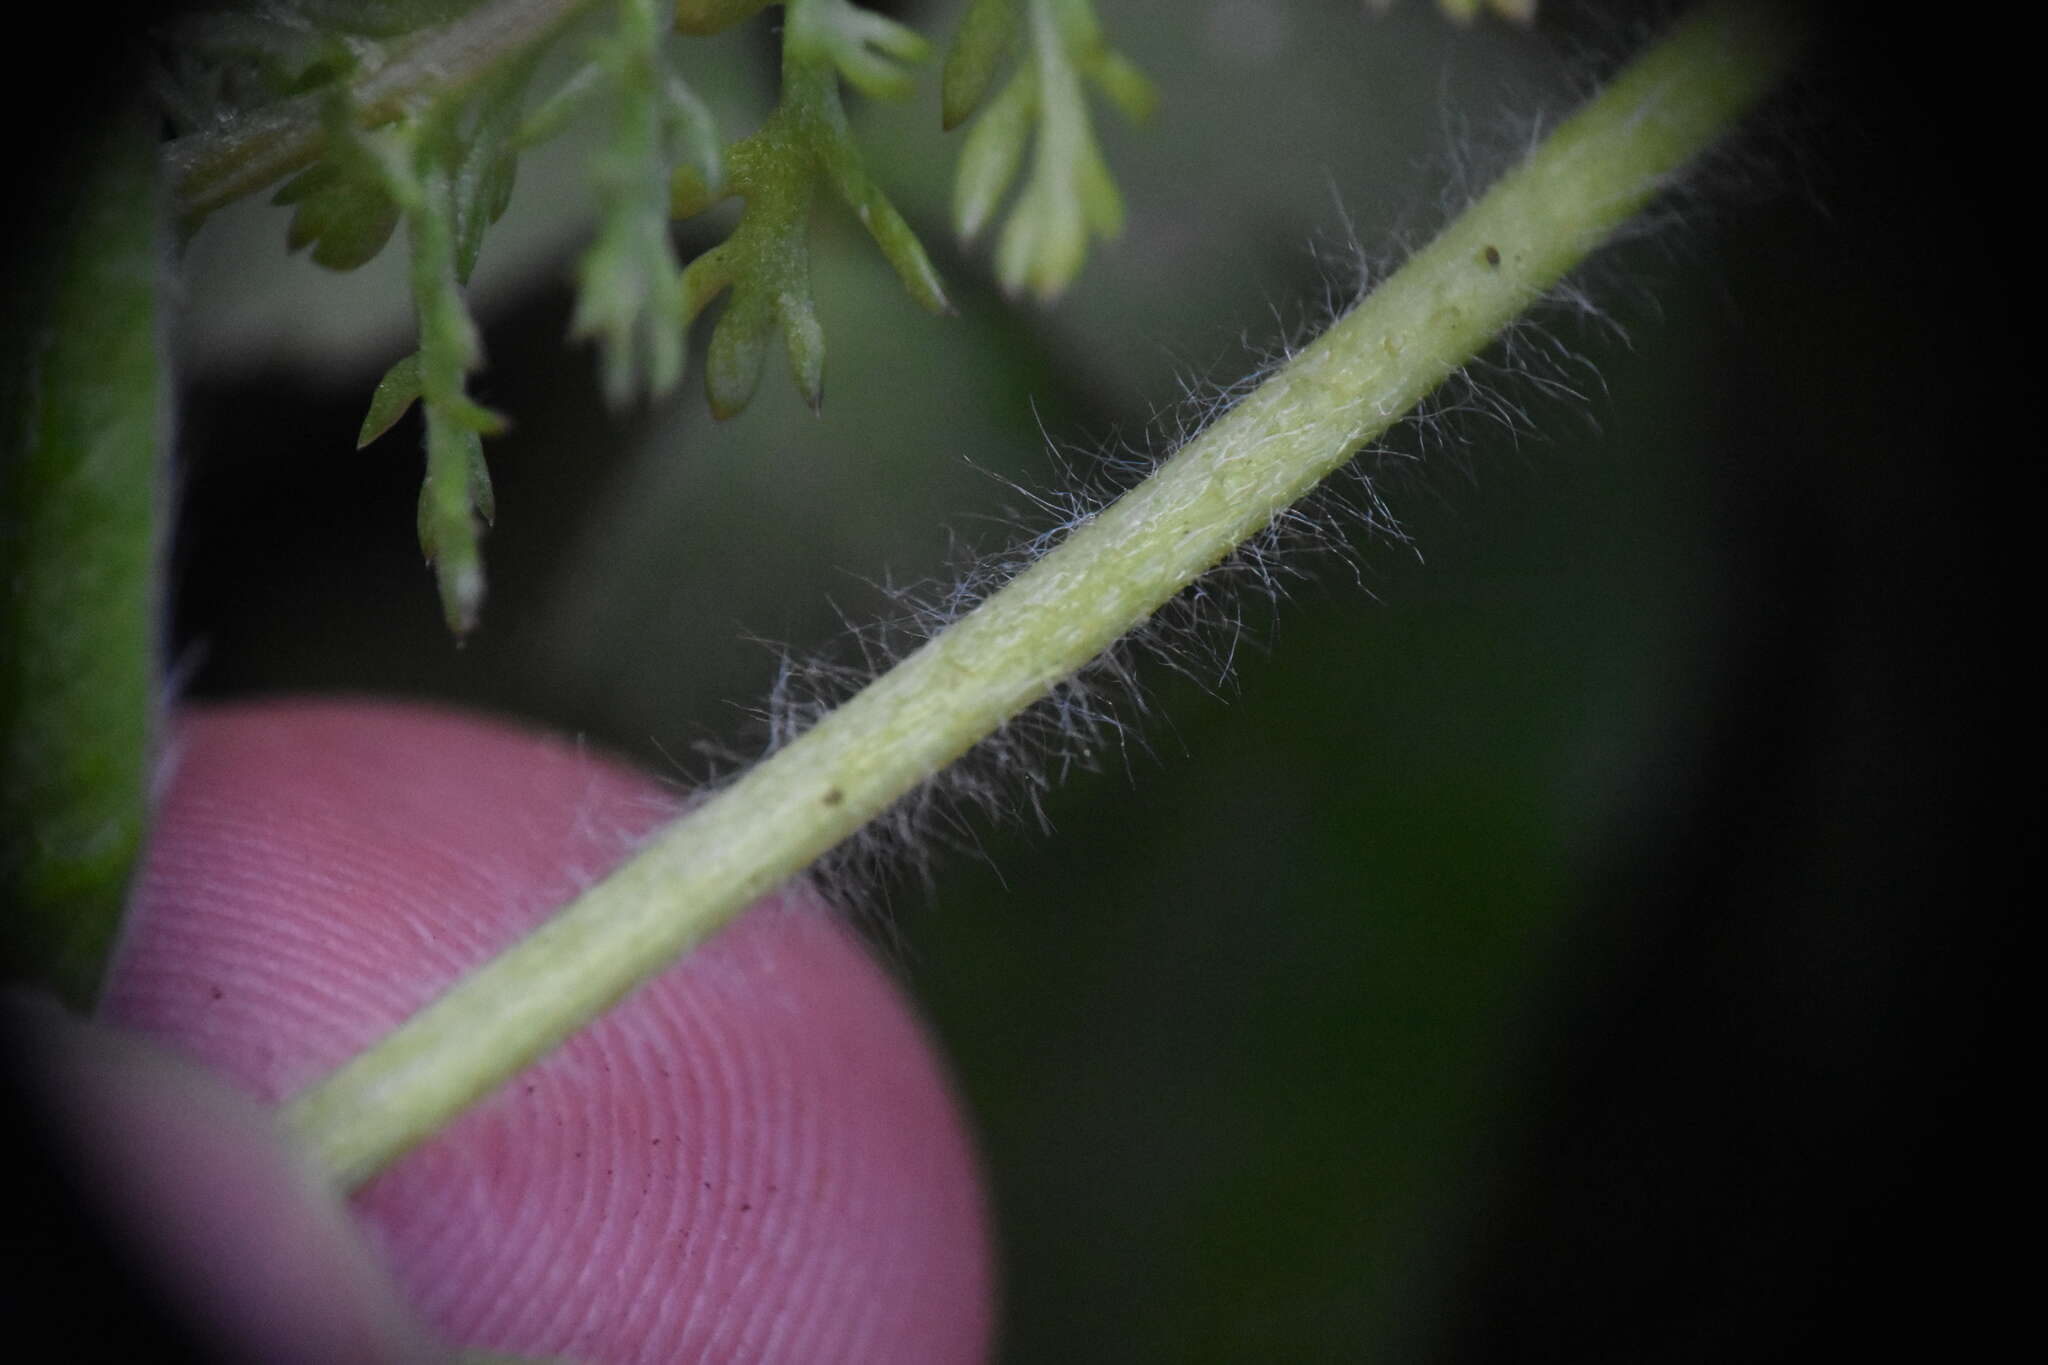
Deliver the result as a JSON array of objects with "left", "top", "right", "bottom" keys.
[
  {"left": 403, "top": 127, "right": 497, "bottom": 636},
  {"left": 286, "top": 0, "right": 1813, "bottom": 1190},
  {"left": 167, "top": 0, "right": 597, "bottom": 225},
  {"left": 1, "top": 107, "right": 165, "bottom": 1008}
]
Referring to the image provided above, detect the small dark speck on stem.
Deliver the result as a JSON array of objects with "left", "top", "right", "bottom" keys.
[
  {"left": 1483, "top": 244, "right": 1501, "bottom": 267},
  {"left": 822, "top": 787, "right": 844, "bottom": 806}
]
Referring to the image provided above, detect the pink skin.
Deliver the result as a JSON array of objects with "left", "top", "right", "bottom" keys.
[{"left": 77, "top": 699, "right": 992, "bottom": 1364}]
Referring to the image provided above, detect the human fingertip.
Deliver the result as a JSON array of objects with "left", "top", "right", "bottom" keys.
[{"left": 104, "top": 699, "right": 994, "bottom": 1364}]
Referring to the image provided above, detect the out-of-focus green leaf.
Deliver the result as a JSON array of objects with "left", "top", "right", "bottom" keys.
[
  {"left": 797, "top": 0, "right": 933, "bottom": 101},
  {"left": 952, "top": 62, "right": 1034, "bottom": 240},
  {"left": 570, "top": 0, "right": 716, "bottom": 407},
  {"left": 447, "top": 50, "right": 536, "bottom": 284},
  {"left": 942, "top": 0, "right": 1020, "bottom": 129},
  {"left": 273, "top": 155, "right": 403, "bottom": 270},
  {"left": 947, "top": 0, "right": 1154, "bottom": 303}
]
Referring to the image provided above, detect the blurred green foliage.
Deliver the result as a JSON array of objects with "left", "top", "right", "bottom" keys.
[{"left": 2, "top": 109, "right": 164, "bottom": 1009}]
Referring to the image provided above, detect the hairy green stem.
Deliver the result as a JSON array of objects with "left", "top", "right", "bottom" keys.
[
  {"left": 287, "top": 0, "right": 1813, "bottom": 1189},
  {"left": 167, "top": 0, "right": 597, "bottom": 224}
]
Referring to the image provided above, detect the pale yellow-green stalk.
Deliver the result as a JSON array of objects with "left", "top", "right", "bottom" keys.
[{"left": 285, "top": 0, "right": 1815, "bottom": 1190}]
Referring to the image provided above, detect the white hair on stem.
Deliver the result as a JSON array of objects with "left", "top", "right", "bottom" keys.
[{"left": 279, "top": 1, "right": 1818, "bottom": 1192}]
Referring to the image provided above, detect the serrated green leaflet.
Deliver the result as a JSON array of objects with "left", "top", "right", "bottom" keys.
[
  {"left": 569, "top": 0, "right": 707, "bottom": 407},
  {"left": 950, "top": 0, "right": 1155, "bottom": 302},
  {"left": 273, "top": 155, "right": 403, "bottom": 269},
  {"left": 161, "top": 0, "right": 1152, "bottom": 633},
  {"left": 677, "top": 0, "right": 947, "bottom": 419}
]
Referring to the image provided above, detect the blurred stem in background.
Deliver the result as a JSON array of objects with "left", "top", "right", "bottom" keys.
[{"left": 1, "top": 106, "right": 164, "bottom": 1010}]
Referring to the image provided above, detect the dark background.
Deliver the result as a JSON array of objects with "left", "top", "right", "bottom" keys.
[{"left": 10, "top": 2, "right": 2031, "bottom": 1360}]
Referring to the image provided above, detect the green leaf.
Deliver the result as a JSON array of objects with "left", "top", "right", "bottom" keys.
[
  {"left": 1076, "top": 39, "right": 1158, "bottom": 123},
  {"left": 659, "top": 66, "right": 724, "bottom": 196},
  {"left": 824, "top": 145, "right": 950, "bottom": 314},
  {"left": 672, "top": 27, "right": 948, "bottom": 420},
  {"left": 466, "top": 428, "right": 497, "bottom": 526},
  {"left": 948, "top": 0, "right": 1154, "bottom": 302},
  {"left": 569, "top": 0, "right": 709, "bottom": 407},
  {"left": 357, "top": 351, "right": 423, "bottom": 447},
  {"left": 801, "top": 0, "right": 933, "bottom": 102},
  {"left": 273, "top": 157, "right": 402, "bottom": 270},
  {"left": 952, "top": 66, "right": 1034, "bottom": 240},
  {"left": 449, "top": 392, "right": 511, "bottom": 439},
  {"left": 1, "top": 105, "right": 163, "bottom": 1008},
  {"left": 451, "top": 137, "right": 516, "bottom": 286},
  {"left": 705, "top": 281, "right": 777, "bottom": 419},
  {"left": 778, "top": 283, "right": 826, "bottom": 414},
  {"left": 447, "top": 53, "right": 536, "bottom": 285},
  {"left": 366, "top": 352, "right": 507, "bottom": 446},
  {"left": 941, "top": 0, "right": 1020, "bottom": 129}
]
